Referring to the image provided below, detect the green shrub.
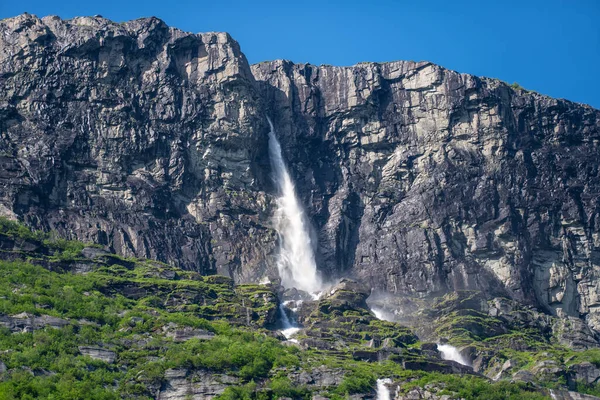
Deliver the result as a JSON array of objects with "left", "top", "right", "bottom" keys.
[
  {"left": 0, "top": 217, "right": 46, "bottom": 242},
  {"left": 270, "top": 377, "right": 310, "bottom": 399},
  {"left": 334, "top": 365, "right": 376, "bottom": 395}
]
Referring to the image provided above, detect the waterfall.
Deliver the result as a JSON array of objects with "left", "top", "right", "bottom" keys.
[
  {"left": 267, "top": 117, "right": 321, "bottom": 293},
  {"left": 372, "top": 308, "right": 386, "bottom": 321},
  {"left": 279, "top": 303, "right": 300, "bottom": 340},
  {"left": 437, "top": 344, "right": 470, "bottom": 366},
  {"left": 376, "top": 378, "right": 392, "bottom": 400},
  {"left": 370, "top": 306, "right": 395, "bottom": 322}
]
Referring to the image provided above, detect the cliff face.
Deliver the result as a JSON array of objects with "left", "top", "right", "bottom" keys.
[
  {"left": 252, "top": 60, "right": 600, "bottom": 332},
  {"left": 2, "top": 14, "right": 600, "bottom": 333},
  {"left": 0, "top": 14, "right": 277, "bottom": 281}
]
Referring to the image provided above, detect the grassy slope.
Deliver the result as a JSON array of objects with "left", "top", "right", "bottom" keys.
[{"left": 0, "top": 218, "right": 584, "bottom": 399}]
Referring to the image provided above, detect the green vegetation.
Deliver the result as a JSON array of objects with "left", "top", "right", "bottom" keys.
[
  {"left": 0, "top": 219, "right": 288, "bottom": 398},
  {"left": 0, "top": 218, "right": 597, "bottom": 399},
  {"left": 0, "top": 254, "right": 300, "bottom": 399},
  {"left": 400, "top": 373, "right": 548, "bottom": 400}
]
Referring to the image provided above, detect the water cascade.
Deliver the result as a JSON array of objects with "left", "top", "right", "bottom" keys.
[
  {"left": 267, "top": 117, "right": 321, "bottom": 293},
  {"left": 370, "top": 306, "right": 396, "bottom": 322},
  {"left": 437, "top": 344, "right": 470, "bottom": 366},
  {"left": 376, "top": 378, "right": 392, "bottom": 400},
  {"left": 278, "top": 303, "right": 300, "bottom": 340}
]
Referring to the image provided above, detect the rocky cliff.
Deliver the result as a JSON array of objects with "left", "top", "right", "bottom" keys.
[
  {"left": 0, "top": 13, "right": 275, "bottom": 282},
  {"left": 252, "top": 59, "right": 600, "bottom": 333},
  {"left": 2, "top": 14, "right": 600, "bottom": 338}
]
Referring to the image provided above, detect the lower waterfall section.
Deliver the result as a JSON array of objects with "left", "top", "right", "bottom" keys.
[
  {"left": 376, "top": 378, "right": 392, "bottom": 400},
  {"left": 437, "top": 343, "right": 471, "bottom": 366},
  {"left": 278, "top": 303, "right": 300, "bottom": 340}
]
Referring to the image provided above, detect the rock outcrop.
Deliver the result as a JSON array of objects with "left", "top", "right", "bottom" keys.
[
  {"left": 78, "top": 346, "right": 117, "bottom": 363},
  {"left": 2, "top": 13, "right": 600, "bottom": 338}
]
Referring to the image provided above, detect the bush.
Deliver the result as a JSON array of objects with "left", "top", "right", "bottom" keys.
[
  {"left": 334, "top": 365, "right": 376, "bottom": 395},
  {"left": 270, "top": 377, "right": 310, "bottom": 399},
  {"left": 0, "top": 217, "right": 45, "bottom": 242}
]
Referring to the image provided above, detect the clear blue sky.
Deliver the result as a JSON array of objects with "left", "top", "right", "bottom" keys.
[{"left": 1, "top": 0, "right": 599, "bottom": 108}]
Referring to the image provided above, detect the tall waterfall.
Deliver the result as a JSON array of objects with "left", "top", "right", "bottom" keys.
[{"left": 267, "top": 117, "right": 321, "bottom": 293}]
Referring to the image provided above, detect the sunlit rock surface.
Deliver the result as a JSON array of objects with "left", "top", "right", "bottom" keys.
[{"left": 2, "top": 13, "right": 600, "bottom": 341}]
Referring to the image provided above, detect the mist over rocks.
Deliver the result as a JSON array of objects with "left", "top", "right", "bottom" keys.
[{"left": 2, "top": 13, "right": 600, "bottom": 342}]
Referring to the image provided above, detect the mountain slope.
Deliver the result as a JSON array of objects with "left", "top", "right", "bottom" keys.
[
  {"left": 1, "top": 14, "right": 600, "bottom": 397},
  {"left": 1, "top": 217, "right": 599, "bottom": 399},
  {"left": 251, "top": 59, "right": 600, "bottom": 329}
]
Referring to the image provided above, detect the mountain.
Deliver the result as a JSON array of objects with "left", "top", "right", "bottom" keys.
[{"left": 1, "top": 13, "right": 600, "bottom": 399}]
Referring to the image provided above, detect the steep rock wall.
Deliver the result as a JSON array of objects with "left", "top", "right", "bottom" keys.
[
  {"left": 251, "top": 60, "right": 600, "bottom": 330},
  {"left": 0, "top": 14, "right": 276, "bottom": 280}
]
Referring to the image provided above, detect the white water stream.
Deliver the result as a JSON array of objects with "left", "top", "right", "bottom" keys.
[
  {"left": 279, "top": 303, "right": 300, "bottom": 339},
  {"left": 437, "top": 343, "right": 470, "bottom": 366},
  {"left": 267, "top": 117, "right": 321, "bottom": 293},
  {"left": 376, "top": 378, "right": 392, "bottom": 400}
]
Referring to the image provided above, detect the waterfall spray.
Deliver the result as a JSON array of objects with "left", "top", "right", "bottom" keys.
[
  {"left": 376, "top": 378, "right": 392, "bottom": 400},
  {"left": 437, "top": 344, "right": 471, "bottom": 366},
  {"left": 267, "top": 117, "right": 321, "bottom": 293}
]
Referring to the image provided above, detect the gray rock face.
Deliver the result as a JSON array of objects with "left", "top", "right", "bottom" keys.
[
  {"left": 570, "top": 362, "right": 600, "bottom": 385},
  {"left": 161, "top": 322, "right": 215, "bottom": 341},
  {"left": 78, "top": 346, "right": 117, "bottom": 363},
  {"left": 289, "top": 366, "right": 344, "bottom": 388},
  {"left": 251, "top": 60, "right": 600, "bottom": 332},
  {"left": 158, "top": 369, "right": 238, "bottom": 400},
  {"left": 2, "top": 14, "right": 600, "bottom": 337},
  {"left": 0, "top": 13, "right": 275, "bottom": 281},
  {"left": 0, "top": 312, "right": 70, "bottom": 332}
]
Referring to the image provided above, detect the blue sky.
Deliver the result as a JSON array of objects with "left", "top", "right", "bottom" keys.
[{"left": 1, "top": 0, "right": 599, "bottom": 108}]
